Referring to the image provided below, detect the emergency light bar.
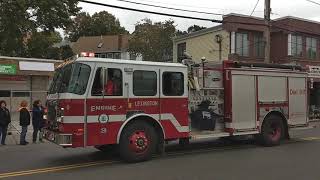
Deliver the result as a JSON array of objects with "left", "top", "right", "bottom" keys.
[{"left": 80, "top": 52, "right": 95, "bottom": 57}]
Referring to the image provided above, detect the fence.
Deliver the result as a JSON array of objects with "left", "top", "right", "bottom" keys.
[
  {"left": 0, "top": 90, "right": 48, "bottom": 122},
  {"left": 0, "top": 90, "right": 48, "bottom": 140}
]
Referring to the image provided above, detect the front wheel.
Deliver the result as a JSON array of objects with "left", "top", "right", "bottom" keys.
[
  {"left": 258, "top": 115, "right": 285, "bottom": 146},
  {"left": 119, "top": 121, "right": 158, "bottom": 162}
]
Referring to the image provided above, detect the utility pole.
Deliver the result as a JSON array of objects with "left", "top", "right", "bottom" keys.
[{"left": 264, "top": 0, "right": 271, "bottom": 63}]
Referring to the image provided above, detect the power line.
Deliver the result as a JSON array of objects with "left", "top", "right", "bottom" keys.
[
  {"left": 112, "top": 0, "right": 224, "bottom": 16},
  {"left": 134, "top": 0, "right": 247, "bottom": 12},
  {"left": 79, "top": 0, "right": 223, "bottom": 23},
  {"left": 306, "top": 0, "right": 320, "bottom": 6},
  {"left": 250, "top": 0, "right": 260, "bottom": 16}
]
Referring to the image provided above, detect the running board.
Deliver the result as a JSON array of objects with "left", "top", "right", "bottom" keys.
[
  {"left": 233, "top": 130, "right": 259, "bottom": 136},
  {"left": 191, "top": 132, "right": 230, "bottom": 140}
]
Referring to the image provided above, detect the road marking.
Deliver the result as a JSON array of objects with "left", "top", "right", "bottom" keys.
[
  {"left": 300, "top": 136, "right": 320, "bottom": 141},
  {"left": 0, "top": 161, "right": 117, "bottom": 179},
  {"left": 1, "top": 136, "right": 320, "bottom": 179}
]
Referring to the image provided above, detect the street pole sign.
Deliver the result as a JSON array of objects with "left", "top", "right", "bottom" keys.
[{"left": 0, "top": 64, "right": 17, "bottom": 75}]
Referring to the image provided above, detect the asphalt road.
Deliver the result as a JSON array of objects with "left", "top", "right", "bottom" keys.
[{"left": 1, "top": 127, "right": 320, "bottom": 180}]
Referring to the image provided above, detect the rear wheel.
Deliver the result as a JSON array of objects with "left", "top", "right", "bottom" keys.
[
  {"left": 258, "top": 115, "right": 285, "bottom": 146},
  {"left": 119, "top": 121, "right": 158, "bottom": 162}
]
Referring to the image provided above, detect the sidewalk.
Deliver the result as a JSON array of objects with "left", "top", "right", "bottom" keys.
[{"left": 4, "top": 120, "right": 36, "bottom": 145}]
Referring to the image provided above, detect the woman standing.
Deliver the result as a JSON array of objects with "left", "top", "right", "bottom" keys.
[
  {"left": 19, "top": 100, "right": 30, "bottom": 145},
  {"left": 0, "top": 100, "right": 11, "bottom": 145},
  {"left": 32, "top": 100, "right": 44, "bottom": 143}
]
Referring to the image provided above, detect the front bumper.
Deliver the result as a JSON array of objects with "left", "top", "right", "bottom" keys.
[{"left": 43, "top": 129, "right": 72, "bottom": 147}]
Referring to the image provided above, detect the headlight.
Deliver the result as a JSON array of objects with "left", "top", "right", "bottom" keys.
[{"left": 57, "top": 107, "right": 64, "bottom": 123}]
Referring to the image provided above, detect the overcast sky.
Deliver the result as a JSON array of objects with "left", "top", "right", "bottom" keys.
[{"left": 78, "top": 0, "right": 320, "bottom": 33}]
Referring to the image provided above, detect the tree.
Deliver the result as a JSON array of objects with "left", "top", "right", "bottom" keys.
[
  {"left": 129, "top": 19, "right": 176, "bottom": 62},
  {"left": 0, "top": 0, "right": 80, "bottom": 57},
  {"left": 59, "top": 45, "right": 75, "bottom": 60},
  {"left": 176, "top": 30, "right": 188, "bottom": 36},
  {"left": 66, "top": 11, "right": 128, "bottom": 42},
  {"left": 26, "top": 31, "right": 62, "bottom": 59},
  {"left": 187, "top": 25, "right": 207, "bottom": 33}
]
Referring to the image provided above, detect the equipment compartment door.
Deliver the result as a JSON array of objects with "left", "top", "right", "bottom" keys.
[
  {"left": 288, "top": 77, "right": 307, "bottom": 125},
  {"left": 232, "top": 74, "right": 256, "bottom": 129}
]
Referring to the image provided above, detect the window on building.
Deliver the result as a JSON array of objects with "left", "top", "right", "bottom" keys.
[
  {"left": 291, "top": 35, "right": 303, "bottom": 57},
  {"left": 133, "top": 70, "right": 157, "bottom": 96},
  {"left": 97, "top": 42, "right": 103, "bottom": 48},
  {"left": 101, "top": 53, "right": 107, "bottom": 58},
  {"left": 114, "top": 53, "right": 121, "bottom": 59},
  {"left": 254, "top": 33, "right": 265, "bottom": 57},
  {"left": 130, "top": 53, "right": 137, "bottom": 60},
  {"left": 306, "top": 37, "right": 317, "bottom": 60},
  {"left": 177, "top": 42, "right": 186, "bottom": 62},
  {"left": 0, "top": 90, "right": 10, "bottom": 97},
  {"left": 236, "top": 32, "right": 249, "bottom": 57},
  {"left": 91, "top": 67, "right": 123, "bottom": 96},
  {"left": 107, "top": 53, "right": 113, "bottom": 59},
  {"left": 162, "top": 72, "right": 184, "bottom": 96},
  {"left": 12, "top": 92, "right": 30, "bottom": 97}
]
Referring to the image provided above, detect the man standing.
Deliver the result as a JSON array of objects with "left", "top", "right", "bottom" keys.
[
  {"left": 32, "top": 100, "right": 44, "bottom": 143},
  {"left": 0, "top": 100, "right": 11, "bottom": 145},
  {"left": 19, "top": 100, "right": 30, "bottom": 145}
]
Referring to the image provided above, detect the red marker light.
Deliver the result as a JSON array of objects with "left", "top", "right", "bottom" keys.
[
  {"left": 80, "top": 52, "right": 87, "bottom": 57},
  {"left": 80, "top": 52, "right": 95, "bottom": 57}
]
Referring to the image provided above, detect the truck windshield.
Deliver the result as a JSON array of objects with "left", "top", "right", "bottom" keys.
[{"left": 49, "top": 63, "right": 91, "bottom": 95}]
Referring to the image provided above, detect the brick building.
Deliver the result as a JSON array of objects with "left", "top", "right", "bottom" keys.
[{"left": 173, "top": 13, "right": 320, "bottom": 67}]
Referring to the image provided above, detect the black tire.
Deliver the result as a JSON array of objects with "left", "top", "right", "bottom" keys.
[
  {"left": 258, "top": 115, "right": 285, "bottom": 146},
  {"left": 119, "top": 121, "right": 158, "bottom": 162}
]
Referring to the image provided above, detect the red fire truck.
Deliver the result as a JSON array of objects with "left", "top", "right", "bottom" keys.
[{"left": 44, "top": 56, "right": 318, "bottom": 162}]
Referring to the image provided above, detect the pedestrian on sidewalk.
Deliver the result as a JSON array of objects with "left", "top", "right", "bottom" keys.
[
  {"left": 19, "top": 100, "right": 30, "bottom": 145},
  {"left": 0, "top": 100, "right": 11, "bottom": 145},
  {"left": 32, "top": 100, "right": 45, "bottom": 143}
]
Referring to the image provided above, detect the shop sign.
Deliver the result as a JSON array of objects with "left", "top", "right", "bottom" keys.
[{"left": 0, "top": 64, "right": 16, "bottom": 75}]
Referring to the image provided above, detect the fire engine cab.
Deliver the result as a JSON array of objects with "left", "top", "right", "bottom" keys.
[{"left": 44, "top": 56, "right": 318, "bottom": 162}]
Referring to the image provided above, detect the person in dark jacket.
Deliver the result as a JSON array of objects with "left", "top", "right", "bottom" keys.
[
  {"left": 32, "top": 100, "right": 44, "bottom": 143},
  {"left": 0, "top": 100, "right": 11, "bottom": 145},
  {"left": 19, "top": 100, "right": 30, "bottom": 145}
]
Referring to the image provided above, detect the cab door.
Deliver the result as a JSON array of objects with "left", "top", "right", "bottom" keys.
[
  {"left": 160, "top": 69, "right": 189, "bottom": 139},
  {"left": 86, "top": 63, "right": 127, "bottom": 146},
  {"left": 125, "top": 66, "right": 160, "bottom": 120}
]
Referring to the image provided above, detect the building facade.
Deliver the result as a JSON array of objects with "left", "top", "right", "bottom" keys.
[
  {"left": 271, "top": 16, "right": 320, "bottom": 66},
  {"left": 223, "top": 14, "right": 268, "bottom": 62},
  {"left": 173, "top": 13, "right": 320, "bottom": 67},
  {"left": 173, "top": 26, "right": 230, "bottom": 63},
  {"left": 0, "top": 56, "right": 62, "bottom": 118},
  {"left": 71, "top": 35, "right": 142, "bottom": 61}
]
